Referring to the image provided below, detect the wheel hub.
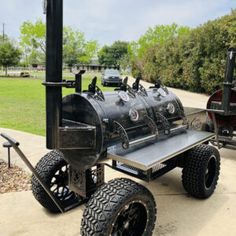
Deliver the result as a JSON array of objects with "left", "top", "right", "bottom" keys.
[
  {"left": 205, "top": 155, "right": 217, "bottom": 189},
  {"left": 124, "top": 221, "right": 130, "bottom": 229},
  {"left": 111, "top": 201, "right": 148, "bottom": 236},
  {"left": 50, "top": 165, "right": 74, "bottom": 201}
]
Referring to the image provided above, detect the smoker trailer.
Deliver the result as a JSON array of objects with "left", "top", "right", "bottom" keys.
[{"left": 1, "top": 0, "right": 227, "bottom": 235}]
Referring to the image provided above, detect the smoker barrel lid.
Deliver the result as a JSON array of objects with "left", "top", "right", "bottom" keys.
[{"left": 107, "top": 130, "right": 214, "bottom": 171}]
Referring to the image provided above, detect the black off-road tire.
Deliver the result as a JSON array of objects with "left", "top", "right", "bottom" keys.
[
  {"left": 182, "top": 144, "right": 220, "bottom": 199},
  {"left": 81, "top": 178, "right": 156, "bottom": 236},
  {"left": 31, "top": 150, "right": 80, "bottom": 213}
]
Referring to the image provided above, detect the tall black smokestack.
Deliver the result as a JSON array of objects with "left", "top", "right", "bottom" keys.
[
  {"left": 45, "top": 0, "right": 63, "bottom": 148},
  {"left": 222, "top": 48, "right": 236, "bottom": 115}
]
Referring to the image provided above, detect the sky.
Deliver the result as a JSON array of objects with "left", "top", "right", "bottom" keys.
[{"left": 0, "top": 0, "right": 236, "bottom": 46}]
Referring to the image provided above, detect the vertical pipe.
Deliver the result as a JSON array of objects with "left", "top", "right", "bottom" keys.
[
  {"left": 46, "top": 0, "right": 63, "bottom": 149},
  {"left": 222, "top": 48, "right": 236, "bottom": 115},
  {"left": 75, "top": 73, "right": 82, "bottom": 93},
  {"left": 75, "top": 70, "right": 86, "bottom": 93},
  {"left": 7, "top": 147, "right": 11, "bottom": 168}
]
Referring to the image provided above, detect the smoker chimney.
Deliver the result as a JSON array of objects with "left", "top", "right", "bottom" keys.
[
  {"left": 222, "top": 48, "right": 236, "bottom": 115},
  {"left": 45, "top": 0, "right": 63, "bottom": 148}
]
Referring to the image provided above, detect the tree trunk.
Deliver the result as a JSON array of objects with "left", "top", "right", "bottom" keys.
[{"left": 5, "top": 66, "right": 7, "bottom": 76}]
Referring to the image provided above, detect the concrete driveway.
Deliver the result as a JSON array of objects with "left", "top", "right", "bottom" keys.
[{"left": 0, "top": 80, "right": 236, "bottom": 236}]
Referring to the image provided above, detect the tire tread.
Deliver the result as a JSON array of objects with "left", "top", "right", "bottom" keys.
[
  {"left": 182, "top": 144, "right": 220, "bottom": 199},
  {"left": 81, "top": 178, "right": 156, "bottom": 236}
]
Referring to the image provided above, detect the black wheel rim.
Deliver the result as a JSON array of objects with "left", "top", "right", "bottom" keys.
[
  {"left": 205, "top": 155, "right": 217, "bottom": 189},
  {"left": 111, "top": 201, "right": 148, "bottom": 236},
  {"left": 50, "top": 164, "right": 75, "bottom": 201}
]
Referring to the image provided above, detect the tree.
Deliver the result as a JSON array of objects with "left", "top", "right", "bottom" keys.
[
  {"left": 20, "top": 21, "right": 99, "bottom": 66},
  {"left": 130, "top": 23, "right": 190, "bottom": 59},
  {"left": 129, "top": 10, "right": 236, "bottom": 94},
  {"left": 0, "top": 35, "right": 9, "bottom": 44},
  {"left": 20, "top": 19, "right": 46, "bottom": 66},
  {"left": 80, "top": 40, "right": 99, "bottom": 64},
  {"left": 0, "top": 41, "right": 21, "bottom": 76},
  {"left": 129, "top": 24, "right": 190, "bottom": 81},
  {"left": 28, "top": 49, "right": 45, "bottom": 66},
  {"left": 98, "top": 45, "right": 112, "bottom": 65},
  {"left": 20, "top": 19, "right": 46, "bottom": 53},
  {"left": 118, "top": 54, "right": 131, "bottom": 72},
  {"left": 63, "top": 26, "right": 99, "bottom": 66},
  {"left": 98, "top": 41, "right": 129, "bottom": 67},
  {"left": 63, "top": 27, "right": 85, "bottom": 66}
]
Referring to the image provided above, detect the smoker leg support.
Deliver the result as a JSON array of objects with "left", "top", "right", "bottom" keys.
[
  {"left": 0, "top": 133, "right": 65, "bottom": 213},
  {"left": 69, "top": 164, "right": 105, "bottom": 198},
  {"left": 2, "top": 141, "right": 12, "bottom": 168},
  {"left": 211, "top": 113, "right": 222, "bottom": 149}
]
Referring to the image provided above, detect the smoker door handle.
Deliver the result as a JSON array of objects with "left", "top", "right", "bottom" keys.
[
  {"left": 113, "top": 117, "right": 159, "bottom": 149},
  {"left": 125, "top": 124, "right": 188, "bottom": 149},
  {"left": 128, "top": 133, "right": 158, "bottom": 148}
]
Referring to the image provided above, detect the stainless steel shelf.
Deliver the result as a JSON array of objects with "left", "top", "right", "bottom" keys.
[{"left": 108, "top": 130, "right": 214, "bottom": 171}]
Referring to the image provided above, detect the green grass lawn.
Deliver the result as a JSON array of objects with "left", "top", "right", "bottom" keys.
[{"left": 0, "top": 72, "right": 113, "bottom": 136}]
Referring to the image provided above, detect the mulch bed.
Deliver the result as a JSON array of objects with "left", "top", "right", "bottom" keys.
[{"left": 0, "top": 160, "right": 31, "bottom": 193}]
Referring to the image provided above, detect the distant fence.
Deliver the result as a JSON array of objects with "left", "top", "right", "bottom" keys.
[
  {"left": 4, "top": 66, "right": 45, "bottom": 71},
  {"left": 74, "top": 64, "right": 119, "bottom": 72},
  {"left": 1, "top": 64, "right": 122, "bottom": 75}
]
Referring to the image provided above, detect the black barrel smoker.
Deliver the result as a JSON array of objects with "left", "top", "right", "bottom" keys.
[
  {"left": 206, "top": 48, "right": 236, "bottom": 149},
  {"left": 0, "top": 1, "right": 221, "bottom": 235}
]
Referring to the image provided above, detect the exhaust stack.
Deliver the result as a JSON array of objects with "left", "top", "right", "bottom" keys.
[
  {"left": 222, "top": 48, "right": 236, "bottom": 115},
  {"left": 45, "top": 0, "right": 63, "bottom": 149}
]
